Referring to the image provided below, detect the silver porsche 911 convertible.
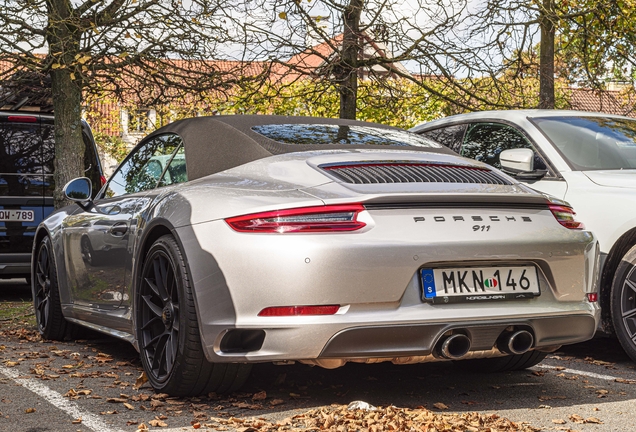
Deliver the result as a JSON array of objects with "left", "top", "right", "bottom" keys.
[{"left": 32, "top": 115, "right": 599, "bottom": 396}]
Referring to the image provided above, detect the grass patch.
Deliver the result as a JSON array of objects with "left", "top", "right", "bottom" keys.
[{"left": 0, "top": 300, "right": 35, "bottom": 328}]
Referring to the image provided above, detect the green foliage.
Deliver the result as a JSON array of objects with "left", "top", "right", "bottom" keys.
[
  {"left": 558, "top": 0, "right": 636, "bottom": 87},
  {"left": 92, "top": 132, "right": 129, "bottom": 163},
  {"left": 212, "top": 79, "right": 448, "bottom": 128}
]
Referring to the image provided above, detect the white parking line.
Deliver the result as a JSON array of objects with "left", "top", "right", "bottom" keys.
[
  {"left": 0, "top": 364, "right": 123, "bottom": 432},
  {"left": 537, "top": 364, "right": 623, "bottom": 381}
]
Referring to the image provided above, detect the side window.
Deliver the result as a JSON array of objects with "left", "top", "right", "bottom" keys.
[
  {"left": 104, "top": 134, "right": 181, "bottom": 198},
  {"left": 420, "top": 124, "right": 466, "bottom": 153},
  {"left": 462, "top": 123, "right": 548, "bottom": 171},
  {"left": 158, "top": 143, "right": 187, "bottom": 187}
]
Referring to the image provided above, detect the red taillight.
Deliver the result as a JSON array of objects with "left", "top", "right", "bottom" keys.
[
  {"left": 8, "top": 115, "right": 37, "bottom": 123},
  {"left": 258, "top": 305, "right": 340, "bottom": 316},
  {"left": 225, "top": 204, "right": 367, "bottom": 233},
  {"left": 548, "top": 204, "right": 585, "bottom": 229},
  {"left": 587, "top": 293, "right": 598, "bottom": 302},
  {"left": 100, "top": 175, "right": 107, "bottom": 187}
]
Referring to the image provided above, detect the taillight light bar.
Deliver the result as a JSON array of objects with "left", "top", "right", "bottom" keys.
[
  {"left": 7, "top": 115, "right": 37, "bottom": 123},
  {"left": 548, "top": 204, "right": 584, "bottom": 229},
  {"left": 258, "top": 305, "right": 340, "bottom": 316},
  {"left": 225, "top": 204, "right": 366, "bottom": 233}
]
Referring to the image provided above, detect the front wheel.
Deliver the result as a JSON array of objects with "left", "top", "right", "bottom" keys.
[
  {"left": 33, "top": 236, "right": 75, "bottom": 340},
  {"left": 611, "top": 245, "right": 636, "bottom": 362},
  {"left": 137, "top": 234, "right": 251, "bottom": 396}
]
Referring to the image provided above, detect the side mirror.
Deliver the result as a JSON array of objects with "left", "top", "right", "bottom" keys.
[
  {"left": 64, "top": 177, "right": 93, "bottom": 210},
  {"left": 499, "top": 149, "right": 547, "bottom": 180}
]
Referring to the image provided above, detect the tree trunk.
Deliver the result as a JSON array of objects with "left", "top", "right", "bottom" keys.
[
  {"left": 50, "top": 71, "right": 84, "bottom": 209},
  {"left": 47, "top": 0, "right": 85, "bottom": 209},
  {"left": 539, "top": 0, "right": 556, "bottom": 109},
  {"left": 338, "top": 0, "right": 363, "bottom": 120}
]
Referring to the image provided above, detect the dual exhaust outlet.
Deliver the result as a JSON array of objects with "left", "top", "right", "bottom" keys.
[{"left": 437, "top": 329, "right": 534, "bottom": 360}]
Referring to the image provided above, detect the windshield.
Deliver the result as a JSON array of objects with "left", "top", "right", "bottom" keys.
[{"left": 533, "top": 116, "right": 636, "bottom": 170}]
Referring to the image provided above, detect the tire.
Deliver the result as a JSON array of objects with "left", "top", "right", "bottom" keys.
[
  {"left": 611, "top": 245, "right": 636, "bottom": 362},
  {"left": 136, "top": 234, "right": 251, "bottom": 396},
  {"left": 33, "top": 236, "right": 76, "bottom": 340},
  {"left": 455, "top": 350, "right": 548, "bottom": 372}
]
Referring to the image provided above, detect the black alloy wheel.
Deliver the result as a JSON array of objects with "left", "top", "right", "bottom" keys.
[
  {"left": 611, "top": 245, "right": 636, "bottom": 362},
  {"left": 139, "top": 245, "right": 181, "bottom": 383},
  {"left": 33, "top": 236, "right": 73, "bottom": 340},
  {"left": 137, "top": 235, "right": 252, "bottom": 396}
]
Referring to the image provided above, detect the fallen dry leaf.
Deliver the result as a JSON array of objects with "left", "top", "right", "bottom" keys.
[
  {"left": 269, "top": 399, "right": 284, "bottom": 406},
  {"left": 134, "top": 371, "right": 148, "bottom": 390},
  {"left": 24, "top": 408, "right": 36, "bottom": 413},
  {"left": 107, "top": 397, "right": 128, "bottom": 403},
  {"left": 72, "top": 418, "right": 82, "bottom": 424},
  {"left": 149, "top": 419, "right": 168, "bottom": 427},
  {"left": 586, "top": 417, "right": 603, "bottom": 424},
  {"left": 124, "top": 403, "right": 134, "bottom": 410},
  {"left": 433, "top": 402, "right": 449, "bottom": 410},
  {"left": 615, "top": 378, "right": 636, "bottom": 384},
  {"left": 252, "top": 390, "right": 267, "bottom": 401},
  {"left": 137, "top": 424, "right": 149, "bottom": 431},
  {"left": 552, "top": 419, "right": 566, "bottom": 424},
  {"left": 569, "top": 414, "right": 585, "bottom": 423}
]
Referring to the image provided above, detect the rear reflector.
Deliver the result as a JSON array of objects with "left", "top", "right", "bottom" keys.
[
  {"left": 258, "top": 305, "right": 340, "bottom": 316},
  {"left": 8, "top": 115, "right": 37, "bottom": 123},
  {"left": 100, "top": 175, "right": 107, "bottom": 187},
  {"left": 587, "top": 293, "right": 598, "bottom": 302},
  {"left": 548, "top": 204, "right": 585, "bottom": 229},
  {"left": 226, "top": 204, "right": 366, "bottom": 233}
]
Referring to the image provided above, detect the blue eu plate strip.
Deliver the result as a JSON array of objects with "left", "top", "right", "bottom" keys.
[{"left": 421, "top": 269, "right": 436, "bottom": 299}]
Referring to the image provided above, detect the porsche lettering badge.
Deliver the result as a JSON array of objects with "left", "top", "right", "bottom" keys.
[{"left": 413, "top": 215, "right": 532, "bottom": 222}]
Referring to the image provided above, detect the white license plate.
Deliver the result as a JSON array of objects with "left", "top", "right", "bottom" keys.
[
  {"left": 0, "top": 209, "right": 35, "bottom": 222},
  {"left": 421, "top": 265, "right": 540, "bottom": 303}
]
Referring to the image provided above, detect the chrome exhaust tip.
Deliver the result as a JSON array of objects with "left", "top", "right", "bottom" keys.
[
  {"left": 499, "top": 330, "right": 534, "bottom": 355},
  {"left": 439, "top": 334, "right": 471, "bottom": 359}
]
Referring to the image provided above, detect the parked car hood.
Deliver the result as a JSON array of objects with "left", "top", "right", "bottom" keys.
[{"left": 583, "top": 170, "right": 636, "bottom": 189}]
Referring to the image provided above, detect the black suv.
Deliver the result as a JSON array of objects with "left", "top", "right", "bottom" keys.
[{"left": 0, "top": 111, "right": 104, "bottom": 280}]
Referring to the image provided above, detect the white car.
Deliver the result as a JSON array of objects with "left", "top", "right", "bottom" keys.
[{"left": 411, "top": 110, "right": 636, "bottom": 361}]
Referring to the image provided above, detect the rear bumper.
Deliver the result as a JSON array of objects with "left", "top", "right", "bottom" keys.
[
  {"left": 0, "top": 253, "right": 31, "bottom": 277},
  {"left": 201, "top": 306, "right": 599, "bottom": 364}
]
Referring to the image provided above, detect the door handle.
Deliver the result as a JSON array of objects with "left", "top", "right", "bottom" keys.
[{"left": 109, "top": 222, "right": 128, "bottom": 236}]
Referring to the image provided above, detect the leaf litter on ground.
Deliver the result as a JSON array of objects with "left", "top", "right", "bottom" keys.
[{"left": 206, "top": 403, "right": 540, "bottom": 432}]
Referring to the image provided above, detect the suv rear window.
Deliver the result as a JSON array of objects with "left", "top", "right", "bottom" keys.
[{"left": 0, "top": 123, "right": 44, "bottom": 174}]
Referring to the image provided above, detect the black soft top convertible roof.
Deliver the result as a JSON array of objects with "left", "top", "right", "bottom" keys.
[{"left": 143, "top": 115, "right": 454, "bottom": 181}]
